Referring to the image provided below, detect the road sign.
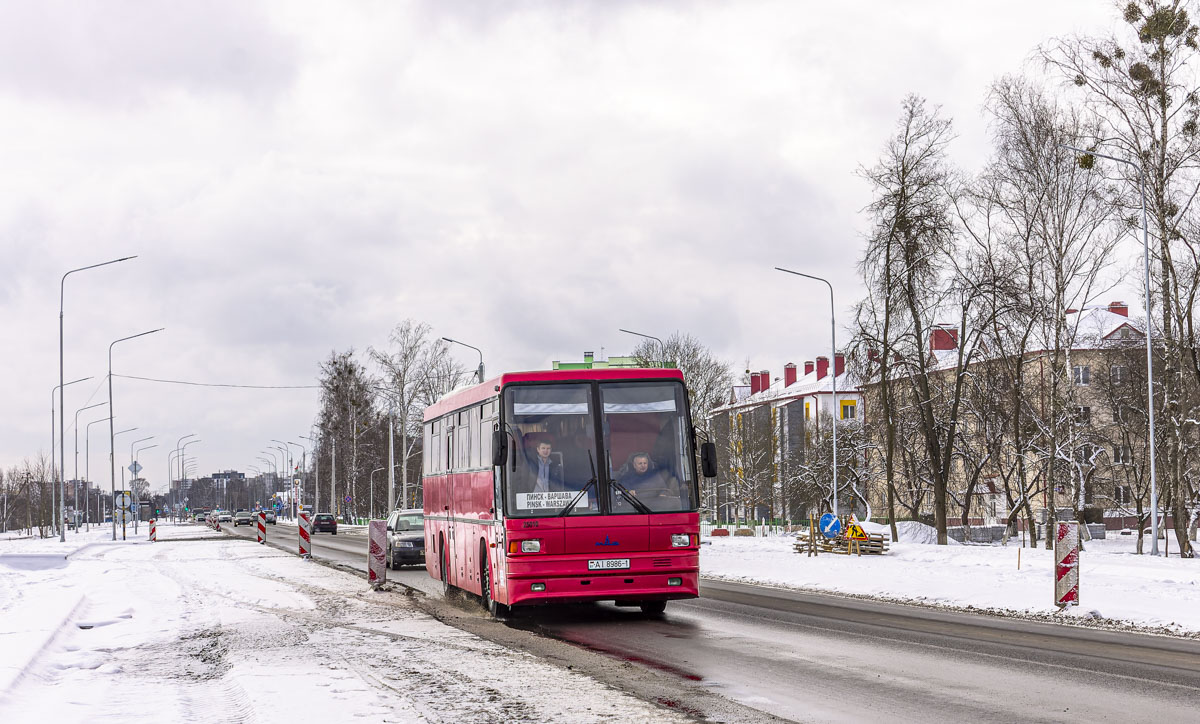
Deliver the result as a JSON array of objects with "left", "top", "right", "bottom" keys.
[
  {"left": 819, "top": 513, "right": 841, "bottom": 539},
  {"left": 344, "top": 495, "right": 352, "bottom": 503},
  {"left": 115, "top": 492, "right": 133, "bottom": 510},
  {"left": 113, "top": 508, "right": 132, "bottom": 524},
  {"left": 127, "top": 461, "right": 142, "bottom": 476},
  {"left": 847, "top": 523, "right": 868, "bottom": 541}
]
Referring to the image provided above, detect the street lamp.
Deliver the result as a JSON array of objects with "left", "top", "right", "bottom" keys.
[
  {"left": 72, "top": 401, "right": 107, "bottom": 532},
  {"left": 109, "top": 328, "right": 163, "bottom": 541},
  {"left": 132, "top": 441, "right": 157, "bottom": 530},
  {"left": 441, "top": 337, "right": 485, "bottom": 383},
  {"left": 301, "top": 433, "right": 320, "bottom": 515},
  {"left": 776, "top": 267, "right": 840, "bottom": 517},
  {"left": 172, "top": 433, "right": 196, "bottom": 516},
  {"left": 110, "top": 427, "right": 138, "bottom": 538},
  {"left": 59, "top": 255, "right": 137, "bottom": 541},
  {"left": 179, "top": 439, "right": 201, "bottom": 506},
  {"left": 618, "top": 328, "right": 667, "bottom": 367},
  {"left": 287, "top": 441, "right": 306, "bottom": 519},
  {"left": 84, "top": 414, "right": 114, "bottom": 530},
  {"left": 51, "top": 376, "right": 91, "bottom": 535},
  {"left": 1061, "top": 143, "right": 1161, "bottom": 555}
]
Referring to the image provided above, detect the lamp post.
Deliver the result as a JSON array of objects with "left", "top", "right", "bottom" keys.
[
  {"left": 1061, "top": 143, "right": 1161, "bottom": 555},
  {"left": 301, "top": 433, "right": 320, "bottom": 515},
  {"left": 59, "top": 255, "right": 138, "bottom": 541},
  {"left": 51, "top": 377, "right": 91, "bottom": 535},
  {"left": 776, "top": 267, "right": 840, "bottom": 517},
  {"left": 84, "top": 414, "right": 114, "bottom": 530},
  {"left": 179, "top": 439, "right": 201, "bottom": 508},
  {"left": 111, "top": 427, "right": 138, "bottom": 539},
  {"left": 172, "top": 433, "right": 196, "bottom": 518},
  {"left": 618, "top": 328, "right": 667, "bottom": 367},
  {"left": 132, "top": 441, "right": 157, "bottom": 531},
  {"left": 109, "top": 328, "right": 163, "bottom": 541},
  {"left": 73, "top": 401, "right": 107, "bottom": 531},
  {"left": 441, "top": 337, "right": 485, "bottom": 383},
  {"left": 287, "top": 441, "right": 306, "bottom": 520},
  {"left": 270, "top": 444, "right": 289, "bottom": 514}
]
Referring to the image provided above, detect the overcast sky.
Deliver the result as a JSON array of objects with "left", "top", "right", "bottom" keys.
[{"left": 1, "top": 0, "right": 1121, "bottom": 488}]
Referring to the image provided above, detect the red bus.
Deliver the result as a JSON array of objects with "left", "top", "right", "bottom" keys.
[{"left": 422, "top": 367, "right": 716, "bottom": 616}]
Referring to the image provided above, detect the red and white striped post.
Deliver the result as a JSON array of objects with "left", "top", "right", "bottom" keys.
[
  {"left": 1054, "top": 521, "right": 1080, "bottom": 608},
  {"left": 149, "top": 519, "right": 156, "bottom": 542},
  {"left": 298, "top": 512, "right": 311, "bottom": 558},
  {"left": 368, "top": 519, "right": 386, "bottom": 588},
  {"left": 257, "top": 511, "right": 266, "bottom": 545}
]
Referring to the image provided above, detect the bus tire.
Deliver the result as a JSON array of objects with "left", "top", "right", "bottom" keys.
[
  {"left": 639, "top": 601, "right": 667, "bottom": 616},
  {"left": 480, "top": 541, "right": 507, "bottom": 619},
  {"left": 440, "top": 539, "right": 451, "bottom": 596}
]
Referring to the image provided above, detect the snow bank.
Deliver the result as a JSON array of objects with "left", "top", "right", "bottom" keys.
[{"left": 700, "top": 533, "right": 1200, "bottom": 634}]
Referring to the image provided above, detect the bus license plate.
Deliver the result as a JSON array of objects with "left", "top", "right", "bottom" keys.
[{"left": 588, "top": 558, "right": 630, "bottom": 571}]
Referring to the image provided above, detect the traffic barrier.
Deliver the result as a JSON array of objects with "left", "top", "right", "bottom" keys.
[
  {"left": 367, "top": 520, "right": 386, "bottom": 588},
  {"left": 257, "top": 511, "right": 266, "bottom": 545},
  {"left": 1054, "top": 521, "right": 1080, "bottom": 608},
  {"left": 149, "top": 519, "right": 156, "bottom": 542},
  {"left": 299, "top": 512, "right": 311, "bottom": 558}
]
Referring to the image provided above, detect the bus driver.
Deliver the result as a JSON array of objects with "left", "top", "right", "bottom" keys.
[{"left": 525, "top": 440, "right": 564, "bottom": 493}]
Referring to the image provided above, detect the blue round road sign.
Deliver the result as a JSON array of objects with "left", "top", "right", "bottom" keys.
[{"left": 819, "top": 513, "right": 841, "bottom": 539}]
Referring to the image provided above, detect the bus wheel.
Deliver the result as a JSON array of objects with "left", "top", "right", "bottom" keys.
[
  {"left": 639, "top": 601, "right": 667, "bottom": 616},
  {"left": 440, "top": 540, "right": 450, "bottom": 596},
  {"left": 480, "top": 542, "right": 506, "bottom": 619}
]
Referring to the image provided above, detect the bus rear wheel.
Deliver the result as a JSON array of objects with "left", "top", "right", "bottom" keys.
[{"left": 640, "top": 601, "right": 667, "bottom": 616}]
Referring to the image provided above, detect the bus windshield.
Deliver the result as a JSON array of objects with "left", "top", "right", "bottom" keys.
[
  {"left": 601, "top": 381, "right": 696, "bottom": 514},
  {"left": 503, "top": 384, "right": 601, "bottom": 517}
]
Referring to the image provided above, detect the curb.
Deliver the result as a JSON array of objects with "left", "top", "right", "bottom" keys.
[{"left": 0, "top": 591, "right": 89, "bottom": 699}]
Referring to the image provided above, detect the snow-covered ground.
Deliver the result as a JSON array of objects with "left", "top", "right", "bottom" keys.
[
  {"left": 0, "top": 523, "right": 683, "bottom": 723},
  {"left": 701, "top": 526, "right": 1200, "bottom": 635}
]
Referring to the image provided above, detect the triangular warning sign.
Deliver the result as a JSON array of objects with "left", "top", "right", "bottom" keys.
[{"left": 847, "top": 523, "right": 868, "bottom": 540}]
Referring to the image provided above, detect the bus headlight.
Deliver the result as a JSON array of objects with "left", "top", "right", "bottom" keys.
[
  {"left": 520, "top": 539, "right": 541, "bottom": 553},
  {"left": 671, "top": 534, "right": 691, "bottom": 547},
  {"left": 668, "top": 577, "right": 683, "bottom": 586}
]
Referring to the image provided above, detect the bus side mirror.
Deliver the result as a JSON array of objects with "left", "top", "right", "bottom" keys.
[
  {"left": 700, "top": 442, "right": 718, "bottom": 478},
  {"left": 492, "top": 430, "right": 508, "bottom": 467}
]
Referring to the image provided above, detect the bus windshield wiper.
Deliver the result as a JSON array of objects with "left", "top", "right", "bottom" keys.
[
  {"left": 611, "top": 480, "right": 652, "bottom": 515},
  {"left": 558, "top": 478, "right": 596, "bottom": 517},
  {"left": 559, "top": 450, "right": 598, "bottom": 517}
]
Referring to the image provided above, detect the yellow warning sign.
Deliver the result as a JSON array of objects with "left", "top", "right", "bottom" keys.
[{"left": 846, "top": 523, "right": 868, "bottom": 541}]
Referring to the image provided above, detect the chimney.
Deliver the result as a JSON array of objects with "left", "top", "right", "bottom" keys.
[
  {"left": 1109, "top": 301, "right": 1129, "bottom": 317},
  {"left": 804, "top": 360, "right": 814, "bottom": 376},
  {"left": 834, "top": 354, "right": 845, "bottom": 377},
  {"left": 760, "top": 370, "right": 770, "bottom": 392},
  {"left": 784, "top": 363, "right": 797, "bottom": 387},
  {"left": 750, "top": 372, "right": 761, "bottom": 395},
  {"left": 816, "top": 356, "right": 830, "bottom": 380},
  {"left": 930, "top": 325, "right": 958, "bottom": 352}
]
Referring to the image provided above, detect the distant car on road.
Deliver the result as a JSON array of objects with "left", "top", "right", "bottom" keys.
[
  {"left": 312, "top": 513, "right": 337, "bottom": 535},
  {"left": 218, "top": 511, "right": 232, "bottom": 523},
  {"left": 233, "top": 511, "right": 254, "bottom": 526},
  {"left": 263, "top": 510, "right": 277, "bottom": 524},
  {"left": 386, "top": 509, "right": 426, "bottom": 569},
  {"left": 193, "top": 512, "right": 205, "bottom": 522}
]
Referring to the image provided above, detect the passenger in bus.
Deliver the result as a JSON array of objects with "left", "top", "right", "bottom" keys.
[
  {"left": 523, "top": 440, "right": 564, "bottom": 493},
  {"left": 616, "top": 452, "right": 680, "bottom": 502}
]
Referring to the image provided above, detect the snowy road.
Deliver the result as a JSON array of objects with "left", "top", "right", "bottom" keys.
[
  {"left": 216, "top": 520, "right": 1200, "bottom": 722},
  {"left": 0, "top": 524, "right": 688, "bottom": 724}
]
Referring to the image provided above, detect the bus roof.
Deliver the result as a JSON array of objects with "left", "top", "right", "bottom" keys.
[{"left": 423, "top": 367, "right": 685, "bottom": 421}]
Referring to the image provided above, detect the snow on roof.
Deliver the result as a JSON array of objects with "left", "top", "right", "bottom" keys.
[{"left": 712, "top": 368, "right": 859, "bottom": 414}]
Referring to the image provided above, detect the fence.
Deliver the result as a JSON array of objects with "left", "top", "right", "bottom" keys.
[{"left": 700, "top": 522, "right": 794, "bottom": 538}]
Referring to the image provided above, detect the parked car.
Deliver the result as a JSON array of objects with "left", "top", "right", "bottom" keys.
[
  {"left": 312, "top": 513, "right": 337, "bottom": 534},
  {"left": 385, "top": 509, "right": 426, "bottom": 569},
  {"left": 233, "top": 510, "right": 254, "bottom": 526},
  {"left": 263, "top": 510, "right": 277, "bottom": 524}
]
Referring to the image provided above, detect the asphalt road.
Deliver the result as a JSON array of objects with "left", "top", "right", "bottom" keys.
[{"left": 214, "top": 521, "right": 1200, "bottom": 722}]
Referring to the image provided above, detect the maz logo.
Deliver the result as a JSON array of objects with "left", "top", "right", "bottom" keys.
[{"left": 595, "top": 535, "right": 619, "bottom": 546}]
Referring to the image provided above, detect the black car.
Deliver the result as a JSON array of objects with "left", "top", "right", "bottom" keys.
[
  {"left": 386, "top": 509, "right": 426, "bottom": 569},
  {"left": 312, "top": 513, "right": 337, "bottom": 534}
]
